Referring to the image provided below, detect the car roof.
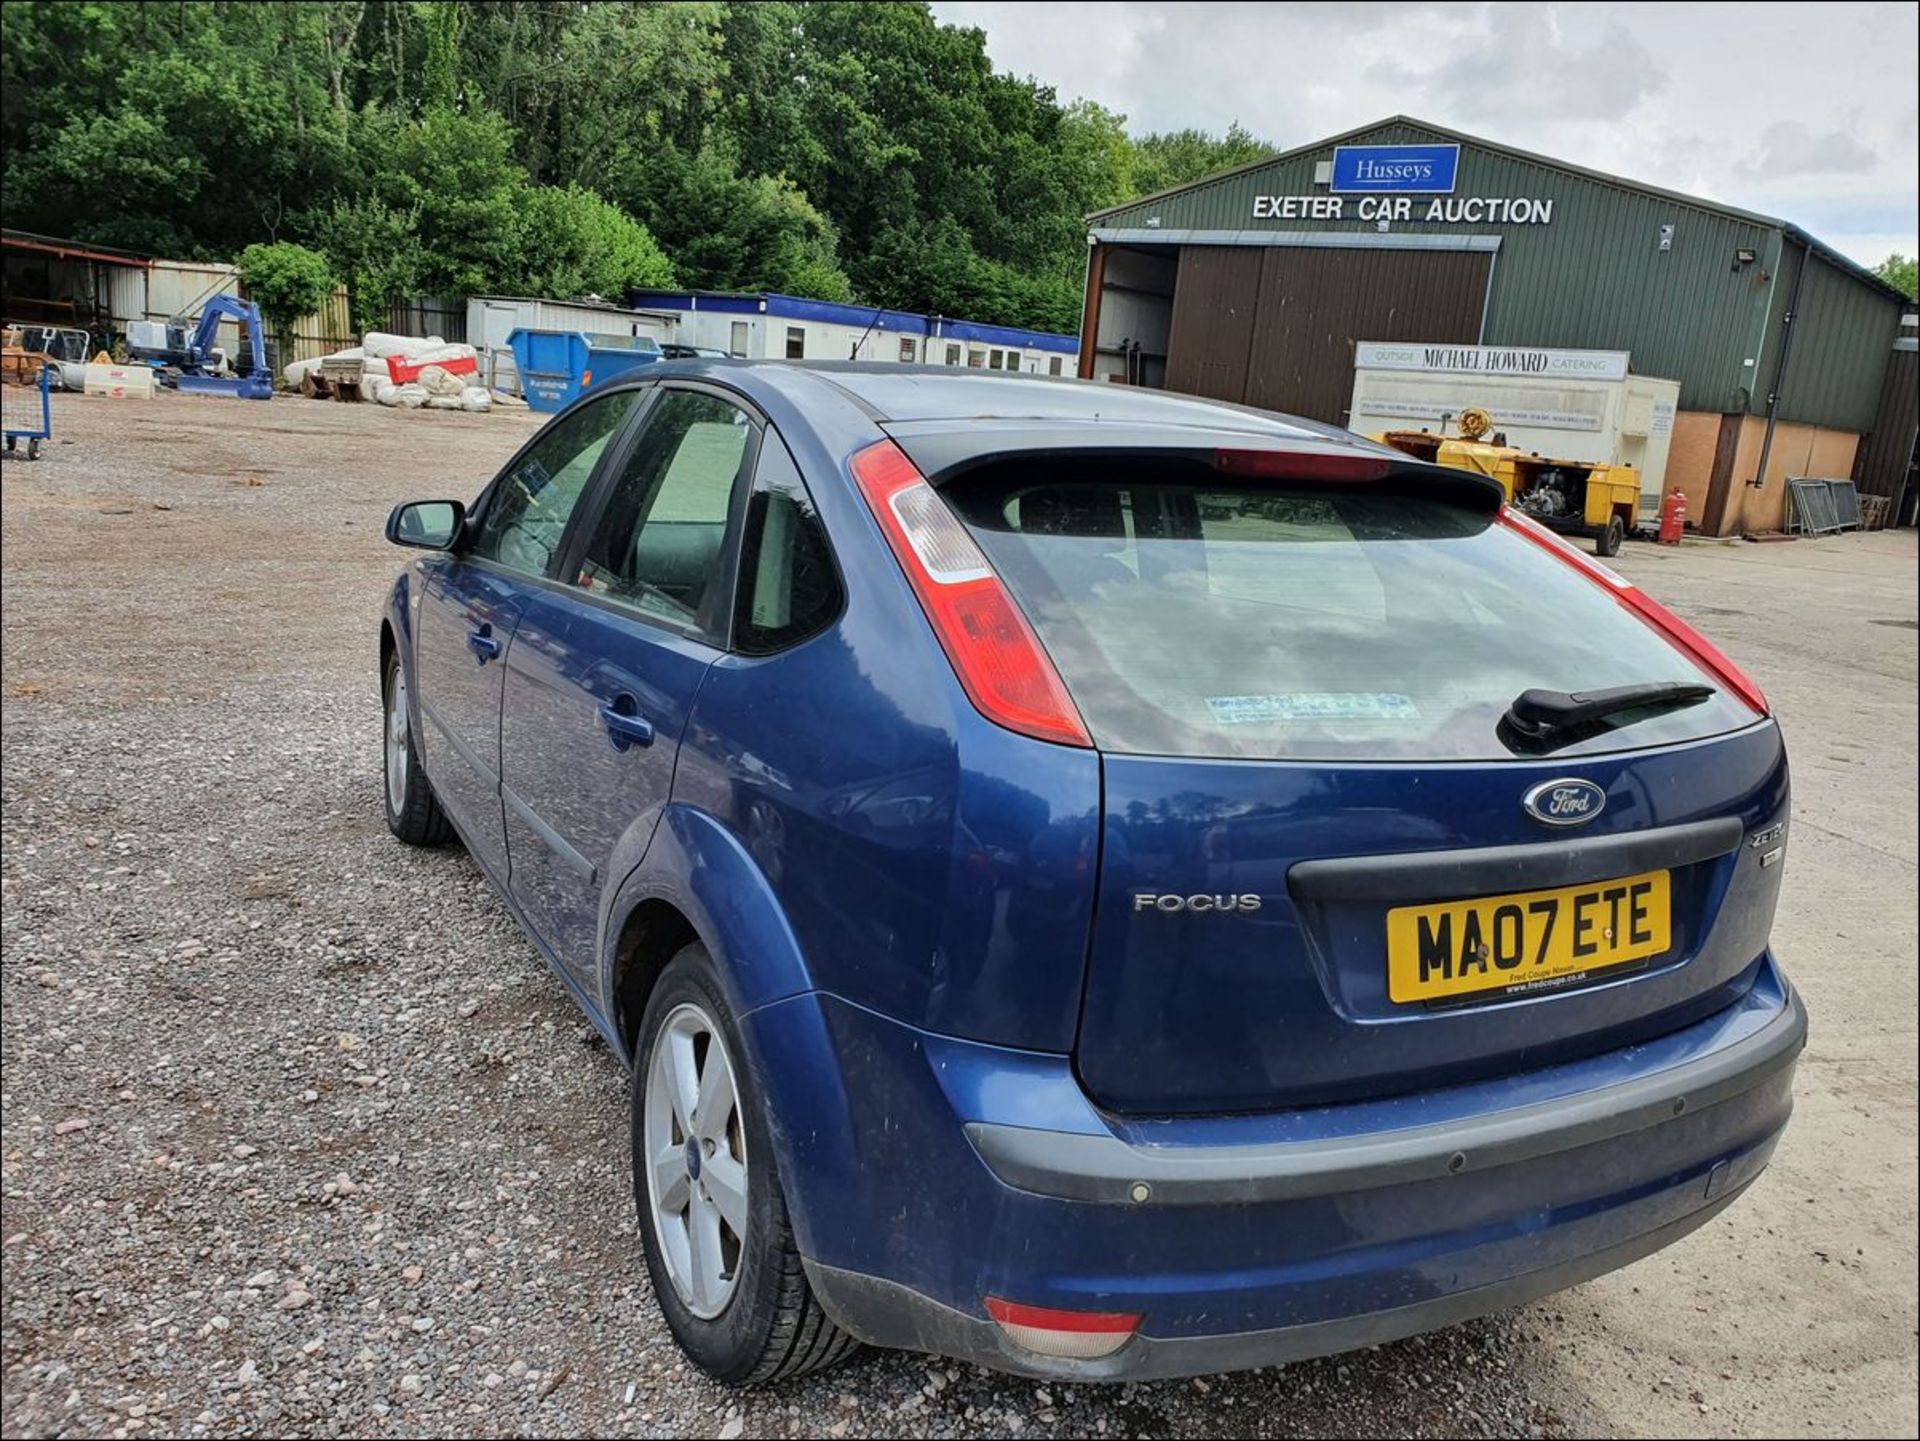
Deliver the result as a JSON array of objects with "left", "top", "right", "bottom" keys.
[
  {"left": 800, "top": 363, "right": 1344, "bottom": 434},
  {"left": 647, "top": 358, "right": 1362, "bottom": 442},
  {"left": 609, "top": 358, "right": 1496, "bottom": 508}
]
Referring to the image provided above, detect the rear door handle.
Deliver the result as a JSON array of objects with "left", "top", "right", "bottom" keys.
[
  {"left": 599, "top": 698, "right": 655, "bottom": 749},
  {"left": 467, "top": 625, "right": 501, "bottom": 662}
]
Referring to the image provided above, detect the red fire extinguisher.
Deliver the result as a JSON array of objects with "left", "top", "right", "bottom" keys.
[{"left": 1658, "top": 488, "right": 1687, "bottom": 545}]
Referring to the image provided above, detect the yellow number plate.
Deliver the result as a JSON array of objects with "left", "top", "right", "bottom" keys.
[{"left": 1386, "top": 870, "right": 1671, "bottom": 1005}]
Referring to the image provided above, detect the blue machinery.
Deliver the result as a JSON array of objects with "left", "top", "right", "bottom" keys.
[{"left": 125, "top": 294, "right": 274, "bottom": 400}]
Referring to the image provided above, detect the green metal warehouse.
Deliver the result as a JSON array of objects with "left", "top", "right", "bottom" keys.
[{"left": 1080, "top": 117, "right": 1916, "bottom": 535}]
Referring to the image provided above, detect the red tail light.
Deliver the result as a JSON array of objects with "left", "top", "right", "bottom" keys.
[
  {"left": 984, "top": 1297, "right": 1141, "bottom": 1360},
  {"left": 1498, "top": 508, "right": 1769, "bottom": 716},
  {"left": 1214, "top": 448, "right": 1391, "bottom": 482},
  {"left": 849, "top": 440, "right": 1092, "bottom": 748}
]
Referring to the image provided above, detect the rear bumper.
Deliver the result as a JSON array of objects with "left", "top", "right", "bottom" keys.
[
  {"left": 744, "top": 959, "right": 1804, "bottom": 1381},
  {"left": 967, "top": 980, "right": 1804, "bottom": 1207},
  {"left": 806, "top": 1179, "right": 1753, "bottom": 1381}
]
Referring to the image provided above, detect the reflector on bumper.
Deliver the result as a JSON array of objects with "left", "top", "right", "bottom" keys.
[{"left": 984, "top": 1298, "right": 1141, "bottom": 1360}]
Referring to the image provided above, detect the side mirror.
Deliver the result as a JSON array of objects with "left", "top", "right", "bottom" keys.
[{"left": 385, "top": 499, "right": 465, "bottom": 550}]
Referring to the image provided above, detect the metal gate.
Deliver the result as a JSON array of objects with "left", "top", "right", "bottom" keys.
[{"left": 1786, "top": 477, "right": 1864, "bottom": 535}]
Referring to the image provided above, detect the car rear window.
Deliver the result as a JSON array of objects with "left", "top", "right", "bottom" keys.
[{"left": 943, "top": 459, "right": 1758, "bottom": 761}]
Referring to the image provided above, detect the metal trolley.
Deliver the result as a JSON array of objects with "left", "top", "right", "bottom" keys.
[{"left": 3, "top": 362, "right": 53, "bottom": 460}]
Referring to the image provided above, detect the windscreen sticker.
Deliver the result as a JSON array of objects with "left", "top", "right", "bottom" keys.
[{"left": 1205, "top": 693, "right": 1420, "bottom": 724}]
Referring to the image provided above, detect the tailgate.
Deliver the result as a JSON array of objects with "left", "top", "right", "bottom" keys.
[
  {"left": 931, "top": 449, "right": 1784, "bottom": 1116},
  {"left": 1078, "top": 726, "right": 1786, "bottom": 1113}
]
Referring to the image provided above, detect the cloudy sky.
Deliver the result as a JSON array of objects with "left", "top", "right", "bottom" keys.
[{"left": 931, "top": 1, "right": 1919, "bottom": 269}]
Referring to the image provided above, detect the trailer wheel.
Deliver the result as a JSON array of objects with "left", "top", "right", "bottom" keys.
[
  {"left": 27, "top": 438, "right": 42, "bottom": 461},
  {"left": 1595, "top": 514, "right": 1626, "bottom": 557}
]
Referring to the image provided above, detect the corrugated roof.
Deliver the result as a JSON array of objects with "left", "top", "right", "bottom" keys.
[
  {"left": 1090, "top": 116, "right": 1908, "bottom": 304},
  {"left": 2, "top": 228, "right": 152, "bottom": 267}
]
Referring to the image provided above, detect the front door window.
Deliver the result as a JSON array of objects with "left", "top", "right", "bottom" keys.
[{"left": 469, "top": 391, "right": 642, "bottom": 578}]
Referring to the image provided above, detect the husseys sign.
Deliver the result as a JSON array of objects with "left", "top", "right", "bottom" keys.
[{"left": 1331, "top": 143, "right": 1460, "bottom": 193}]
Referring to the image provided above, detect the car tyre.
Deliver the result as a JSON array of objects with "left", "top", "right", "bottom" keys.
[
  {"left": 1595, "top": 514, "right": 1626, "bottom": 557},
  {"left": 633, "top": 945, "right": 859, "bottom": 1385},
  {"left": 382, "top": 648, "right": 452, "bottom": 845}
]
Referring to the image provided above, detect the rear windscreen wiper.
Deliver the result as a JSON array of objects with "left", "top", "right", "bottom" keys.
[{"left": 1500, "top": 681, "right": 1714, "bottom": 753}]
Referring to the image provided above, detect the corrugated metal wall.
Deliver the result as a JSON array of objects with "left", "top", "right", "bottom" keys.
[
  {"left": 1853, "top": 341, "right": 1917, "bottom": 505},
  {"left": 468, "top": 297, "right": 673, "bottom": 339},
  {"left": 145, "top": 261, "right": 240, "bottom": 320},
  {"left": 284, "top": 287, "right": 356, "bottom": 364},
  {"left": 1094, "top": 120, "right": 1904, "bottom": 427},
  {"left": 104, "top": 266, "right": 147, "bottom": 330},
  {"left": 104, "top": 261, "right": 355, "bottom": 366},
  {"left": 1774, "top": 254, "right": 1905, "bottom": 432}
]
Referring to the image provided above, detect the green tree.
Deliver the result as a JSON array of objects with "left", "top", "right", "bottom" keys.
[
  {"left": 616, "top": 144, "right": 852, "bottom": 300},
  {"left": 303, "top": 195, "right": 424, "bottom": 332},
  {"left": 9, "top": 46, "right": 343, "bottom": 255},
  {"left": 513, "top": 185, "right": 675, "bottom": 300},
  {"left": 421, "top": 0, "right": 462, "bottom": 111},
  {"left": 237, "top": 241, "right": 337, "bottom": 362},
  {"left": 1130, "top": 123, "right": 1272, "bottom": 197},
  {"left": 357, "top": 104, "right": 528, "bottom": 296},
  {"left": 238, "top": 242, "right": 337, "bottom": 331},
  {"left": 0, "top": 1, "right": 1285, "bottom": 334},
  {"left": 856, "top": 218, "right": 1077, "bottom": 332},
  {"left": 1873, "top": 252, "right": 1918, "bottom": 299}
]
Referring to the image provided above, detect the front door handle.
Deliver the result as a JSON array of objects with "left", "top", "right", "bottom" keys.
[
  {"left": 599, "top": 696, "right": 655, "bottom": 750},
  {"left": 467, "top": 625, "right": 501, "bottom": 663}
]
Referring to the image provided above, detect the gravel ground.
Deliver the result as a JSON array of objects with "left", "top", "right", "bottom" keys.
[{"left": 2, "top": 392, "right": 1914, "bottom": 1440}]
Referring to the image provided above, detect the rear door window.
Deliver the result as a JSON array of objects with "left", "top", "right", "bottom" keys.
[
  {"left": 944, "top": 461, "right": 1757, "bottom": 761},
  {"left": 574, "top": 389, "right": 758, "bottom": 638}
]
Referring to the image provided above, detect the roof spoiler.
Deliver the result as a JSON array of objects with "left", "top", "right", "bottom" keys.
[{"left": 882, "top": 419, "right": 1506, "bottom": 513}]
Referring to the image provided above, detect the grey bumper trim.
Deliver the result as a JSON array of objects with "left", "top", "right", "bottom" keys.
[
  {"left": 967, "top": 988, "right": 1804, "bottom": 1206},
  {"left": 805, "top": 1180, "right": 1753, "bottom": 1382}
]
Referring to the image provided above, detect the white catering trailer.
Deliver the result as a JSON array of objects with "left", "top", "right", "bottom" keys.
[{"left": 1346, "top": 342, "right": 1682, "bottom": 524}]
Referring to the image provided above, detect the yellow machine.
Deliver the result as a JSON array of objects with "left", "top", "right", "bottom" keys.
[{"left": 1373, "top": 408, "right": 1640, "bottom": 556}]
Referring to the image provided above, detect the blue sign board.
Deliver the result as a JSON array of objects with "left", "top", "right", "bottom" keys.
[{"left": 1330, "top": 143, "right": 1460, "bottom": 194}]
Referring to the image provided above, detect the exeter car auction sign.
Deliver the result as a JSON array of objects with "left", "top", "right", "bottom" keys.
[
  {"left": 1252, "top": 194, "right": 1555, "bottom": 224},
  {"left": 1354, "top": 342, "right": 1631, "bottom": 383}
]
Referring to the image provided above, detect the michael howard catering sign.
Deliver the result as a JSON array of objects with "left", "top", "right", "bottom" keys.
[{"left": 1330, "top": 144, "right": 1460, "bottom": 194}]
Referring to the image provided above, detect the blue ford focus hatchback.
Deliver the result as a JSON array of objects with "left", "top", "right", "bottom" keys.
[{"left": 379, "top": 363, "right": 1804, "bottom": 1384}]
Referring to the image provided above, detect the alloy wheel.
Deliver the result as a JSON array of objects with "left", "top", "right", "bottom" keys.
[
  {"left": 385, "top": 666, "right": 410, "bottom": 815},
  {"left": 642, "top": 1002, "right": 749, "bottom": 1319}
]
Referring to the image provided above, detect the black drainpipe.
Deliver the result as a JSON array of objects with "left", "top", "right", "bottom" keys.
[{"left": 1750, "top": 237, "right": 1811, "bottom": 490}]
